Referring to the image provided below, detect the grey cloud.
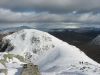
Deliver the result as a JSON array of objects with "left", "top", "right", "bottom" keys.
[
  {"left": 0, "top": 8, "right": 100, "bottom": 24},
  {"left": 0, "top": 0, "right": 100, "bottom": 13}
]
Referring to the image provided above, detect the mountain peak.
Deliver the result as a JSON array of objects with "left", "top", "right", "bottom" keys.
[{"left": 0, "top": 29, "right": 100, "bottom": 75}]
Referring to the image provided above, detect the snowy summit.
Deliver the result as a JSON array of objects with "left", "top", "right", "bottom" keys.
[{"left": 0, "top": 29, "right": 100, "bottom": 75}]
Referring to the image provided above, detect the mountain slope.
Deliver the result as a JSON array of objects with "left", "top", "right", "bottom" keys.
[
  {"left": 0, "top": 29, "right": 100, "bottom": 75},
  {"left": 91, "top": 35, "right": 100, "bottom": 46}
]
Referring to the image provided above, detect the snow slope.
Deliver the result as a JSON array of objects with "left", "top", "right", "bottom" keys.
[
  {"left": 0, "top": 52, "right": 24, "bottom": 75},
  {"left": 1, "top": 29, "right": 100, "bottom": 75},
  {"left": 3, "top": 29, "right": 56, "bottom": 63}
]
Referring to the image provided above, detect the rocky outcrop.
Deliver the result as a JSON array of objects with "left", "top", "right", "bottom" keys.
[
  {"left": 0, "top": 39, "right": 14, "bottom": 52},
  {"left": 21, "top": 63, "right": 40, "bottom": 75}
]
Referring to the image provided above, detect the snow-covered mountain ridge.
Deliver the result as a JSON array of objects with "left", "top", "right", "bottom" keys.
[
  {"left": 2, "top": 29, "right": 57, "bottom": 63},
  {"left": 0, "top": 29, "right": 100, "bottom": 75}
]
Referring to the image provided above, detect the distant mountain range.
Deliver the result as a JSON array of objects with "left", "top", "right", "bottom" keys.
[{"left": 0, "top": 26, "right": 31, "bottom": 33}]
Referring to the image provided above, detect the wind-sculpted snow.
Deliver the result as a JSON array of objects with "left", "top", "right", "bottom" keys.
[
  {"left": 37, "top": 43, "right": 100, "bottom": 75},
  {"left": 0, "top": 29, "right": 100, "bottom": 75}
]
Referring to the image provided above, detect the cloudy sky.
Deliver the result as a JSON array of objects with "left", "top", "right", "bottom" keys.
[{"left": 0, "top": 0, "right": 100, "bottom": 26}]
